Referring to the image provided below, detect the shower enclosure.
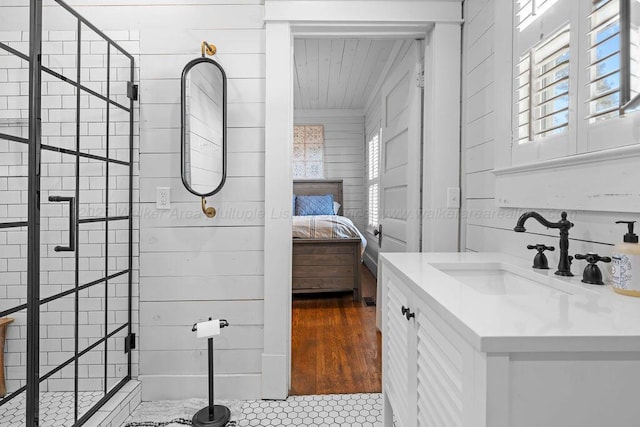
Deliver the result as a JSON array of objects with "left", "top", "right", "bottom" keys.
[{"left": 0, "top": 0, "right": 136, "bottom": 425}]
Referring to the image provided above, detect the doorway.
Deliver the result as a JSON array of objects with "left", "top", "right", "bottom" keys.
[
  {"left": 289, "top": 37, "right": 424, "bottom": 395},
  {"left": 0, "top": 1, "right": 136, "bottom": 425},
  {"left": 262, "top": 2, "right": 462, "bottom": 399}
]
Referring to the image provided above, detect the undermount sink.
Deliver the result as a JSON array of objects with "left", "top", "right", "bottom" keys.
[{"left": 433, "top": 263, "right": 574, "bottom": 296}]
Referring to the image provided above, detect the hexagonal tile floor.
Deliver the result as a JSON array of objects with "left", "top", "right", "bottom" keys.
[
  {"left": 122, "top": 393, "right": 383, "bottom": 427},
  {"left": 0, "top": 391, "right": 104, "bottom": 426}
]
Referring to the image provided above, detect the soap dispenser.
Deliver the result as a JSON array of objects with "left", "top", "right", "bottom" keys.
[{"left": 612, "top": 221, "right": 640, "bottom": 297}]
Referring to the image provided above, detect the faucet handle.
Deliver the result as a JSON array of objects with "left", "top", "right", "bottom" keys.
[
  {"left": 574, "top": 253, "right": 611, "bottom": 264},
  {"left": 527, "top": 244, "right": 554, "bottom": 269},
  {"left": 527, "top": 244, "right": 555, "bottom": 253},
  {"left": 574, "top": 253, "right": 611, "bottom": 285}
]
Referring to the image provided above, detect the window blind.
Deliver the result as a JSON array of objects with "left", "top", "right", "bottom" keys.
[
  {"left": 368, "top": 184, "right": 379, "bottom": 229},
  {"left": 533, "top": 26, "right": 571, "bottom": 137},
  {"left": 587, "top": 0, "right": 622, "bottom": 121},
  {"left": 367, "top": 133, "right": 380, "bottom": 229},
  {"left": 516, "top": 25, "right": 570, "bottom": 142},
  {"left": 368, "top": 134, "right": 379, "bottom": 180},
  {"left": 517, "top": 0, "right": 559, "bottom": 30},
  {"left": 516, "top": 53, "right": 532, "bottom": 143}
]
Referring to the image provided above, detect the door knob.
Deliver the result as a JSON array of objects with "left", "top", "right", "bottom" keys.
[{"left": 374, "top": 224, "right": 382, "bottom": 246}]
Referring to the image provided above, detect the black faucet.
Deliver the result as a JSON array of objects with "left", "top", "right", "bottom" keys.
[{"left": 514, "top": 211, "right": 574, "bottom": 276}]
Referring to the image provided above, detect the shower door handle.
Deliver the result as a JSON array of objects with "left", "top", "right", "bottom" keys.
[{"left": 48, "top": 196, "right": 76, "bottom": 252}]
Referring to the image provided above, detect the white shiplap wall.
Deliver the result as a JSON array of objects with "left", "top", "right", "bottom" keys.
[
  {"left": 461, "top": 0, "right": 640, "bottom": 277},
  {"left": 294, "top": 110, "right": 365, "bottom": 230},
  {"left": 31, "top": 0, "right": 266, "bottom": 400}
]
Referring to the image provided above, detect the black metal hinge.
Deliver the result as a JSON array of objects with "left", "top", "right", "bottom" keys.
[
  {"left": 124, "top": 333, "right": 136, "bottom": 353},
  {"left": 127, "top": 82, "right": 139, "bottom": 101}
]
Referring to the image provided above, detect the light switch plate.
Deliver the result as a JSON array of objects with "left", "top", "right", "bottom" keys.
[
  {"left": 447, "top": 187, "right": 460, "bottom": 209},
  {"left": 156, "top": 187, "right": 171, "bottom": 210}
]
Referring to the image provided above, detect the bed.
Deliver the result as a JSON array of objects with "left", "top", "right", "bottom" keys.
[{"left": 292, "top": 180, "right": 365, "bottom": 300}]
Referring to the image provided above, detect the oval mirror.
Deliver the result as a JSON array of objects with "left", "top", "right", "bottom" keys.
[{"left": 181, "top": 57, "right": 227, "bottom": 197}]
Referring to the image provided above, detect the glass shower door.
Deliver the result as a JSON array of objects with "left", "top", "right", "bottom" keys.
[
  {"left": 1, "top": 0, "right": 135, "bottom": 425},
  {"left": 0, "top": 22, "right": 31, "bottom": 425}
]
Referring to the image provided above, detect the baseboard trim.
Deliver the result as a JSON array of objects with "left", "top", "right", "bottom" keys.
[
  {"left": 139, "top": 374, "right": 261, "bottom": 401},
  {"left": 262, "top": 353, "right": 288, "bottom": 400},
  {"left": 363, "top": 253, "right": 378, "bottom": 278}
]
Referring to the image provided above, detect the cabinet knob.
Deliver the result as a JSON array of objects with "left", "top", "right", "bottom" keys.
[{"left": 401, "top": 305, "right": 415, "bottom": 321}]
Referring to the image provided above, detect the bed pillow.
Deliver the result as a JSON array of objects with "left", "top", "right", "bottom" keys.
[
  {"left": 292, "top": 195, "right": 296, "bottom": 213},
  {"left": 295, "top": 194, "right": 335, "bottom": 216},
  {"left": 333, "top": 201, "right": 341, "bottom": 215}
]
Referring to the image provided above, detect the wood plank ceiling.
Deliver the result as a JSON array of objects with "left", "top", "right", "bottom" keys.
[{"left": 294, "top": 39, "right": 396, "bottom": 110}]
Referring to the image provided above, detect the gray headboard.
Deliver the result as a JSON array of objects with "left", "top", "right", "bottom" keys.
[{"left": 293, "top": 180, "right": 343, "bottom": 215}]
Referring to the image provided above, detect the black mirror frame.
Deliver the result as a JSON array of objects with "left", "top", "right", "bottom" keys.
[{"left": 180, "top": 57, "right": 228, "bottom": 197}]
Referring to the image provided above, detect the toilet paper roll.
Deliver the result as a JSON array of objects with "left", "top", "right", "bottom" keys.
[{"left": 196, "top": 319, "right": 221, "bottom": 339}]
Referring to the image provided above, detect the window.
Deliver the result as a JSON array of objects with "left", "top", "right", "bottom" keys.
[
  {"left": 518, "top": 0, "right": 561, "bottom": 30},
  {"left": 587, "top": 0, "right": 622, "bottom": 121},
  {"left": 292, "top": 125, "right": 324, "bottom": 179},
  {"left": 512, "top": 0, "right": 640, "bottom": 163},
  {"left": 517, "top": 25, "right": 571, "bottom": 143},
  {"left": 366, "top": 131, "right": 380, "bottom": 230},
  {"left": 587, "top": 0, "right": 640, "bottom": 121},
  {"left": 496, "top": 1, "right": 640, "bottom": 211}
]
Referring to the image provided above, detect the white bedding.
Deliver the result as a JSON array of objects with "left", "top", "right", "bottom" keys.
[{"left": 292, "top": 215, "right": 367, "bottom": 255}]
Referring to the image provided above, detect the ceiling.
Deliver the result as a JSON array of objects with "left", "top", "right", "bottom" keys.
[{"left": 293, "top": 38, "right": 396, "bottom": 110}]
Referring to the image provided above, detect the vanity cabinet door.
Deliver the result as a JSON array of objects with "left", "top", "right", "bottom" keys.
[
  {"left": 382, "top": 264, "right": 475, "bottom": 427},
  {"left": 383, "top": 275, "right": 414, "bottom": 427},
  {"left": 415, "top": 307, "right": 464, "bottom": 427}
]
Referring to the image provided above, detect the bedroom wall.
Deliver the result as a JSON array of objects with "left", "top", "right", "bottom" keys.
[
  {"left": 1, "top": 0, "right": 266, "bottom": 401},
  {"left": 461, "top": 0, "right": 640, "bottom": 273},
  {"left": 293, "top": 109, "right": 365, "bottom": 231}
]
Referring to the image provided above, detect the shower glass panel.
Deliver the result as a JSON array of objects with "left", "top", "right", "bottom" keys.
[
  {"left": 0, "top": 21, "right": 31, "bottom": 421},
  {"left": 1, "top": 0, "right": 135, "bottom": 425}
]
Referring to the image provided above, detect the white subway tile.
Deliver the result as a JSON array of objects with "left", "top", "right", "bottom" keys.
[
  {"left": 0, "top": 31, "right": 22, "bottom": 42},
  {"left": 0, "top": 82, "right": 20, "bottom": 96},
  {"left": 49, "top": 30, "right": 77, "bottom": 42}
]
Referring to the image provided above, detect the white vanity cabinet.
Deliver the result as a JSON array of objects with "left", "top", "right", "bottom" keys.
[
  {"left": 380, "top": 252, "right": 640, "bottom": 427},
  {"left": 382, "top": 266, "right": 473, "bottom": 427}
]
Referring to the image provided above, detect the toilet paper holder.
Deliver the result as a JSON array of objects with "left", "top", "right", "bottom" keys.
[
  {"left": 191, "top": 317, "right": 231, "bottom": 427},
  {"left": 192, "top": 319, "right": 229, "bottom": 333}
]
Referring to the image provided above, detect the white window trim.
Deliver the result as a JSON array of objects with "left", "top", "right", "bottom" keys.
[{"left": 494, "top": 0, "right": 640, "bottom": 214}]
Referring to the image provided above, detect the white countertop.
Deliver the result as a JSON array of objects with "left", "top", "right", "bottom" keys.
[{"left": 380, "top": 252, "right": 640, "bottom": 353}]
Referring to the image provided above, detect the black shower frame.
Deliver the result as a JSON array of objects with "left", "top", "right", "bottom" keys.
[{"left": 0, "top": 0, "right": 136, "bottom": 425}]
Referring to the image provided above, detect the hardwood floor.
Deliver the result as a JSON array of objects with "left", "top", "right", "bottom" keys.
[{"left": 290, "top": 264, "right": 381, "bottom": 395}]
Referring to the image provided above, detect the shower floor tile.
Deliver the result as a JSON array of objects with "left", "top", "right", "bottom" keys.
[
  {"left": 0, "top": 391, "right": 104, "bottom": 427},
  {"left": 122, "top": 393, "right": 382, "bottom": 427}
]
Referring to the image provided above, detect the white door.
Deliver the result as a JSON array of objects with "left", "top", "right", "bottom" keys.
[{"left": 378, "top": 42, "right": 422, "bottom": 253}]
